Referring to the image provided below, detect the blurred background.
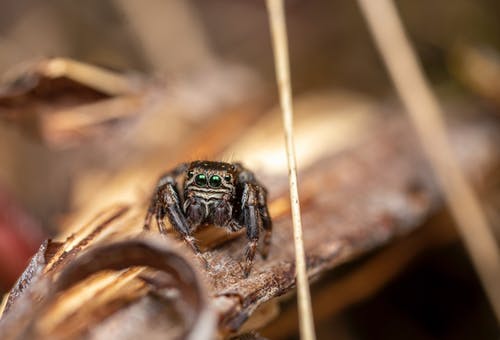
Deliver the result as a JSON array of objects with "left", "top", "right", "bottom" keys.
[{"left": 0, "top": 0, "right": 500, "bottom": 339}]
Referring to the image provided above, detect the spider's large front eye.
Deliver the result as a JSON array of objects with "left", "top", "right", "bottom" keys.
[
  {"left": 209, "top": 175, "right": 222, "bottom": 187},
  {"left": 195, "top": 174, "right": 207, "bottom": 186}
]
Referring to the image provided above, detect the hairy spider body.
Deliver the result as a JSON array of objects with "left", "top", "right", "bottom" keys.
[{"left": 144, "top": 161, "right": 272, "bottom": 276}]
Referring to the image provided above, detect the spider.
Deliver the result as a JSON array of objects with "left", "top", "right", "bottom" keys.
[{"left": 143, "top": 161, "right": 272, "bottom": 277}]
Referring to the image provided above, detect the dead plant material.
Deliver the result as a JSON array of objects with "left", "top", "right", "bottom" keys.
[
  {"left": 452, "top": 44, "right": 500, "bottom": 110},
  {"left": 265, "top": 0, "right": 316, "bottom": 338},
  {"left": 0, "top": 237, "right": 215, "bottom": 340},
  {"left": 357, "top": 0, "right": 500, "bottom": 321},
  {"left": 0, "top": 58, "right": 146, "bottom": 148},
  {"left": 262, "top": 211, "right": 459, "bottom": 339},
  {"left": 0, "top": 92, "right": 499, "bottom": 338}
]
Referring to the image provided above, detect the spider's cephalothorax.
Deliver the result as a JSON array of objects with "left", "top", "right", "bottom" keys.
[{"left": 144, "top": 161, "right": 272, "bottom": 276}]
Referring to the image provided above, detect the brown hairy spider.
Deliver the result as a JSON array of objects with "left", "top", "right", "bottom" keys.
[{"left": 144, "top": 161, "right": 272, "bottom": 276}]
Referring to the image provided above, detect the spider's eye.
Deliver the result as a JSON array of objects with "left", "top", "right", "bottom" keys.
[
  {"left": 195, "top": 174, "right": 207, "bottom": 186},
  {"left": 187, "top": 170, "right": 194, "bottom": 178},
  {"left": 209, "top": 175, "right": 222, "bottom": 187},
  {"left": 224, "top": 175, "right": 232, "bottom": 182}
]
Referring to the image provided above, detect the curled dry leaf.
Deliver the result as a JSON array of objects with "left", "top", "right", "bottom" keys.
[
  {"left": 0, "top": 58, "right": 146, "bottom": 148},
  {"left": 0, "top": 236, "right": 215, "bottom": 340}
]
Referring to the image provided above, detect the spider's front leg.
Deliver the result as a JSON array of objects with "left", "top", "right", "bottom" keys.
[
  {"left": 235, "top": 165, "right": 273, "bottom": 277},
  {"left": 144, "top": 163, "right": 188, "bottom": 232},
  {"left": 144, "top": 164, "right": 207, "bottom": 266},
  {"left": 240, "top": 182, "right": 261, "bottom": 277},
  {"left": 257, "top": 186, "right": 273, "bottom": 259}
]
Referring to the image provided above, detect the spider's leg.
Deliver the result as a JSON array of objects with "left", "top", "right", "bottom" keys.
[
  {"left": 143, "top": 163, "right": 188, "bottom": 231},
  {"left": 155, "top": 204, "right": 168, "bottom": 234},
  {"left": 159, "top": 183, "right": 207, "bottom": 267},
  {"left": 257, "top": 186, "right": 273, "bottom": 259},
  {"left": 143, "top": 163, "right": 207, "bottom": 267},
  {"left": 240, "top": 182, "right": 262, "bottom": 277}
]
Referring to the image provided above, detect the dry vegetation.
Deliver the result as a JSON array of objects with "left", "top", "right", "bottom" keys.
[{"left": 0, "top": 1, "right": 499, "bottom": 339}]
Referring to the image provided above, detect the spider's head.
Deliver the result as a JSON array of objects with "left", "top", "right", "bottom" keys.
[
  {"left": 184, "top": 161, "right": 236, "bottom": 200},
  {"left": 183, "top": 161, "right": 237, "bottom": 224}
]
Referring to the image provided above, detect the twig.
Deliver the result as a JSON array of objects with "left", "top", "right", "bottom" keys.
[
  {"left": 43, "top": 58, "right": 137, "bottom": 96},
  {"left": 265, "top": 1, "right": 316, "bottom": 339},
  {"left": 357, "top": 0, "right": 500, "bottom": 323}
]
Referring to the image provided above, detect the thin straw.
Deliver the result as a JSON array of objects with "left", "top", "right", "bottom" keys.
[
  {"left": 357, "top": 0, "right": 500, "bottom": 323},
  {"left": 265, "top": 1, "right": 317, "bottom": 339}
]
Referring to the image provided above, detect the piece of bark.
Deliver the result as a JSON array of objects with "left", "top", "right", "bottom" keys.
[
  {"left": 261, "top": 211, "right": 459, "bottom": 339},
  {"left": 3, "top": 239, "right": 62, "bottom": 314},
  {"left": 0, "top": 92, "right": 498, "bottom": 338}
]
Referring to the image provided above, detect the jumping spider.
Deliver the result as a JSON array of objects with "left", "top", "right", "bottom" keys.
[{"left": 144, "top": 161, "right": 272, "bottom": 276}]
